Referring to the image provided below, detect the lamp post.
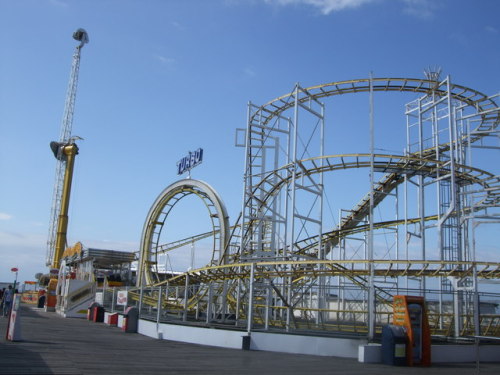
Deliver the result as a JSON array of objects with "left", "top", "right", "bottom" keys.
[{"left": 11, "top": 267, "right": 18, "bottom": 291}]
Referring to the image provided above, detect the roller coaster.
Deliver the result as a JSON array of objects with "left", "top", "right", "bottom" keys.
[{"left": 135, "top": 75, "right": 500, "bottom": 339}]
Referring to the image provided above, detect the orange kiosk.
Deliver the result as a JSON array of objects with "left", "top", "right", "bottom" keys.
[{"left": 393, "top": 295, "right": 431, "bottom": 366}]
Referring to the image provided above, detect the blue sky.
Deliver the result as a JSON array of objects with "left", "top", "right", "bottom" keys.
[{"left": 1, "top": 0, "right": 499, "bottom": 285}]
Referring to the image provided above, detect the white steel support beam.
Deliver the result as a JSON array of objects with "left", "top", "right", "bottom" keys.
[{"left": 367, "top": 73, "right": 376, "bottom": 341}]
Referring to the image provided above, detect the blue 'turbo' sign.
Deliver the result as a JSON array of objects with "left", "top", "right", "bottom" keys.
[{"left": 177, "top": 148, "right": 203, "bottom": 175}]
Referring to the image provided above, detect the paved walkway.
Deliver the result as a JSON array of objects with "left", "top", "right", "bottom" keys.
[{"left": 1, "top": 305, "right": 499, "bottom": 374}]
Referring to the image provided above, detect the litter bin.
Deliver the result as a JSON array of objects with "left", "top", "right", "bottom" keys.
[
  {"left": 93, "top": 305, "right": 105, "bottom": 322},
  {"left": 87, "top": 302, "right": 101, "bottom": 321},
  {"left": 37, "top": 295, "right": 46, "bottom": 308},
  {"left": 105, "top": 312, "right": 119, "bottom": 326},
  {"left": 381, "top": 324, "right": 408, "bottom": 366},
  {"left": 122, "top": 306, "right": 139, "bottom": 333}
]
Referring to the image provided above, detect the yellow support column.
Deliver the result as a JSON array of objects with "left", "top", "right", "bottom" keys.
[{"left": 52, "top": 142, "right": 79, "bottom": 270}]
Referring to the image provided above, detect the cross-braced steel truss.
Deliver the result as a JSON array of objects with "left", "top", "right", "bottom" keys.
[{"left": 136, "top": 76, "right": 500, "bottom": 340}]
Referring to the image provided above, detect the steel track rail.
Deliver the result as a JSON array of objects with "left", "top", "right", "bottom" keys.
[
  {"left": 256, "top": 78, "right": 500, "bottom": 135},
  {"left": 153, "top": 259, "right": 500, "bottom": 287}
]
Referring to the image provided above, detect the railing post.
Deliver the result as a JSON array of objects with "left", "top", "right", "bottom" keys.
[
  {"left": 111, "top": 287, "right": 116, "bottom": 313},
  {"left": 247, "top": 263, "right": 255, "bottom": 334},
  {"left": 265, "top": 282, "right": 270, "bottom": 330},
  {"left": 235, "top": 268, "right": 241, "bottom": 326},
  {"left": 206, "top": 282, "right": 213, "bottom": 324},
  {"left": 124, "top": 286, "right": 128, "bottom": 312},
  {"left": 157, "top": 286, "right": 162, "bottom": 325},
  {"left": 164, "top": 282, "right": 169, "bottom": 320},
  {"left": 138, "top": 284, "right": 144, "bottom": 317},
  {"left": 183, "top": 273, "right": 189, "bottom": 322},
  {"left": 102, "top": 286, "right": 106, "bottom": 309}
]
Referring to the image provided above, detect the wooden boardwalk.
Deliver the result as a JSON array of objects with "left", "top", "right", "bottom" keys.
[{"left": 1, "top": 305, "right": 499, "bottom": 374}]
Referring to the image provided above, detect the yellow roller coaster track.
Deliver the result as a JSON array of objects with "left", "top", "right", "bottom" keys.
[
  {"left": 258, "top": 78, "right": 499, "bottom": 134},
  {"left": 135, "top": 77, "right": 499, "bottom": 338},
  {"left": 150, "top": 259, "right": 500, "bottom": 288},
  {"left": 240, "top": 154, "right": 500, "bottom": 256},
  {"left": 152, "top": 153, "right": 499, "bottom": 259},
  {"left": 239, "top": 77, "right": 498, "bottom": 262},
  {"left": 144, "top": 77, "right": 499, "bottom": 271}
]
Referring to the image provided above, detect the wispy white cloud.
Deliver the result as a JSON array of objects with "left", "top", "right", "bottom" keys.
[
  {"left": 0, "top": 230, "right": 44, "bottom": 247},
  {"left": 401, "top": 0, "right": 438, "bottom": 19},
  {"left": 155, "top": 55, "right": 175, "bottom": 65},
  {"left": 171, "top": 21, "right": 185, "bottom": 31},
  {"left": 263, "top": 0, "right": 440, "bottom": 18},
  {"left": 485, "top": 25, "right": 498, "bottom": 34},
  {"left": 0, "top": 231, "right": 47, "bottom": 281},
  {"left": 265, "top": 0, "right": 375, "bottom": 14},
  {"left": 243, "top": 67, "right": 257, "bottom": 77},
  {"left": 0, "top": 212, "right": 12, "bottom": 220},
  {"left": 49, "top": 0, "right": 69, "bottom": 7}
]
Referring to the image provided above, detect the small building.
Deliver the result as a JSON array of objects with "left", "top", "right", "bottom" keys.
[{"left": 55, "top": 242, "right": 136, "bottom": 318}]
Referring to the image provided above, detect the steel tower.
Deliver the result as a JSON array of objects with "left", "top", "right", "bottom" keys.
[{"left": 46, "top": 28, "right": 89, "bottom": 269}]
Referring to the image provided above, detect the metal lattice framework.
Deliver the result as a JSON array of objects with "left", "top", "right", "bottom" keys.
[{"left": 137, "top": 76, "right": 500, "bottom": 339}]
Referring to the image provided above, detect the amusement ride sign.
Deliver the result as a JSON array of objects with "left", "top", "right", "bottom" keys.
[{"left": 177, "top": 148, "right": 203, "bottom": 175}]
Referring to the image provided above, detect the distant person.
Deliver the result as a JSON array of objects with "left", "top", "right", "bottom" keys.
[
  {"left": 2, "top": 285, "right": 13, "bottom": 316},
  {"left": 0, "top": 287, "right": 4, "bottom": 310}
]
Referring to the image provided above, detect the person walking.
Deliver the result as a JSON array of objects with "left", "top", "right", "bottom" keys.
[
  {"left": 2, "top": 285, "right": 13, "bottom": 316},
  {"left": 0, "top": 287, "right": 4, "bottom": 311}
]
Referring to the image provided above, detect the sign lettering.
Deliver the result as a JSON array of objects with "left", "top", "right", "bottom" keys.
[{"left": 177, "top": 148, "right": 203, "bottom": 175}]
